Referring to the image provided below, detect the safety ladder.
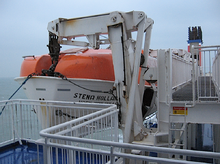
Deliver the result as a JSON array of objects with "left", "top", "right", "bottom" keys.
[{"left": 168, "top": 105, "right": 187, "bottom": 159}]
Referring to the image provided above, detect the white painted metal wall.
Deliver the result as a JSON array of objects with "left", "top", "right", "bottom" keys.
[{"left": 172, "top": 53, "right": 192, "bottom": 90}]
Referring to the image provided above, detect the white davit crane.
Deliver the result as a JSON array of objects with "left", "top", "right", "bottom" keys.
[{"left": 47, "top": 11, "right": 154, "bottom": 143}]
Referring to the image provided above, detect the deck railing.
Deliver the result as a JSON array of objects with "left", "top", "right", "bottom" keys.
[
  {"left": 1, "top": 100, "right": 220, "bottom": 163},
  {"left": 172, "top": 50, "right": 192, "bottom": 90},
  {"left": 0, "top": 99, "right": 42, "bottom": 145},
  {"left": 168, "top": 46, "right": 220, "bottom": 104},
  {"left": 0, "top": 99, "right": 113, "bottom": 145},
  {"left": 40, "top": 101, "right": 220, "bottom": 164},
  {"left": 40, "top": 118, "right": 220, "bottom": 163},
  {"left": 40, "top": 104, "right": 119, "bottom": 164},
  {"left": 212, "top": 47, "right": 220, "bottom": 99},
  {"left": 192, "top": 45, "right": 220, "bottom": 102}
]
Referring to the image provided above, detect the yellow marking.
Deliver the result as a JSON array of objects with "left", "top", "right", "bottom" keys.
[{"left": 173, "top": 107, "right": 188, "bottom": 115}]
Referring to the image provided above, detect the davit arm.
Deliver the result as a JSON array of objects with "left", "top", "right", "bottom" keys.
[{"left": 46, "top": 11, "right": 154, "bottom": 143}]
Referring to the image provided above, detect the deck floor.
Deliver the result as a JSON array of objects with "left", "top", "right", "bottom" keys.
[
  {"left": 0, "top": 141, "right": 43, "bottom": 164},
  {"left": 172, "top": 76, "right": 218, "bottom": 101},
  {"left": 0, "top": 141, "right": 106, "bottom": 164}
]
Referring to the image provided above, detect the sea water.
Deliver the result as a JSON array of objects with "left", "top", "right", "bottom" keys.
[
  {"left": 0, "top": 77, "right": 30, "bottom": 142},
  {"left": 0, "top": 77, "right": 27, "bottom": 101}
]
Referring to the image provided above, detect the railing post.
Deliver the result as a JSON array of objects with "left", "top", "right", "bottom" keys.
[
  {"left": 114, "top": 109, "right": 119, "bottom": 142},
  {"left": 11, "top": 103, "right": 15, "bottom": 142},
  {"left": 217, "top": 49, "right": 220, "bottom": 101},
  {"left": 19, "top": 101, "right": 23, "bottom": 139},
  {"left": 44, "top": 137, "right": 51, "bottom": 164},
  {"left": 156, "top": 49, "right": 172, "bottom": 137},
  {"left": 110, "top": 146, "right": 115, "bottom": 164},
  {"left": 191, "top": 46, "right": 196, "bottom": 105},
  {"left": 67, "top": 124, "right": 73, "bottom": 164}
]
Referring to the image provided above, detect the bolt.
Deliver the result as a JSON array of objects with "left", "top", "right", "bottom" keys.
[
  {"left": 111, "top": 16, "right": 117, "bottom": 22},
  {"left": 138, "top": 12, "right": 144, "bottom": 18}
]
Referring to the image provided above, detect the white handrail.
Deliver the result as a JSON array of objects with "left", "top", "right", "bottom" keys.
[
  {"left": 40, "top": 105, "right": 117, "bottom": 134},
  {"left": 40, "top": 132, "right": 220, "bottom": 162}
]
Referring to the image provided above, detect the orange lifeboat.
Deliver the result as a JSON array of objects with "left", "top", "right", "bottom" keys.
[
  {"left": 20, "top": 49, "right": 114, "bottom": 80},
  {"left": 20, "top": 55, "right": 51, "bottom": 77},
  {"left": 20, "top": 48, "right": 151, "bottom": 86},
  {"left": 19, "top": 48, "right": 156, "bottom": 118},
  {"left": 56, "top": 49, "right": 115, "bottom": 81}
]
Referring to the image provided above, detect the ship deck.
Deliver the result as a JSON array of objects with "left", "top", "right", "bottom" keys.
[
  {"left": 0, "top": 141, "right": 43, "bottom": 164},
  {"left": 0, "top": 99, "right": 219, "bottom": 163},
  {"left": 0, "top": 141, "right": 98, "bottom": 164}
]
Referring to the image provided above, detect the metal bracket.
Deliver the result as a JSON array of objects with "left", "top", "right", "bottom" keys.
[
  {"left": 86, "top": 34, "right": 100, "bottom": 49},
  {"left": 143, "top": 67, "right": 158, "bottom": 83},
  {"left": 144, "top": 18, "right": 154, "bottom": 31}
]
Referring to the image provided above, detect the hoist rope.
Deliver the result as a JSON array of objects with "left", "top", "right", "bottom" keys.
[
  {"left": 54, "top": 72, "right": 118, "bottom": 101},
  {"left": 0, "top": 73, "right": 34, "bottom": 116},
  {"left": 0, "top": 72, "right": 119, "bottom": 116}
]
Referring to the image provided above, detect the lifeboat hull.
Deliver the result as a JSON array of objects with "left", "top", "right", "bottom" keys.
[
  {"left": 15, "top": 76, "right": 116, "bottom": 104},
  {"left": 18, "top": 48, "right": 153, "bottom": 104},
  {"left": 16, "top": 48, "right": 156, "bottom": 127}
]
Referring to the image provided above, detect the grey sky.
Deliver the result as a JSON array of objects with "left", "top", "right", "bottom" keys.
[{"left": 0, "top": 0, "right": 219, "bottom": 77}]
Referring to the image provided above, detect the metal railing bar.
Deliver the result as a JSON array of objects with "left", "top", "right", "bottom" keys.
[
  {"left": 39, "top": 132, "right": 220, "bottom": 159},
  {"left": 0, "top": 99, "right": 114, "bottom": 109},
  {"left": 43, "top": 142, "right": 204, "bottom": 164},
  {"left": 54, "top": 110, "right": 118, "bottom": 136},
  {"left": 193, "top": 45, "right": 220, "bottom": 49},
  {"left": 40, "top": 106, "right": 117, "bottom": 134},
  {"left": 200, "top": 49, "right": 220, "bottom": 52}
]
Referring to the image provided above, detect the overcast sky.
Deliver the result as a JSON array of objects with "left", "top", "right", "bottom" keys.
[{"left": 0, "top": 0, "right": 219, "bottom": 77}]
